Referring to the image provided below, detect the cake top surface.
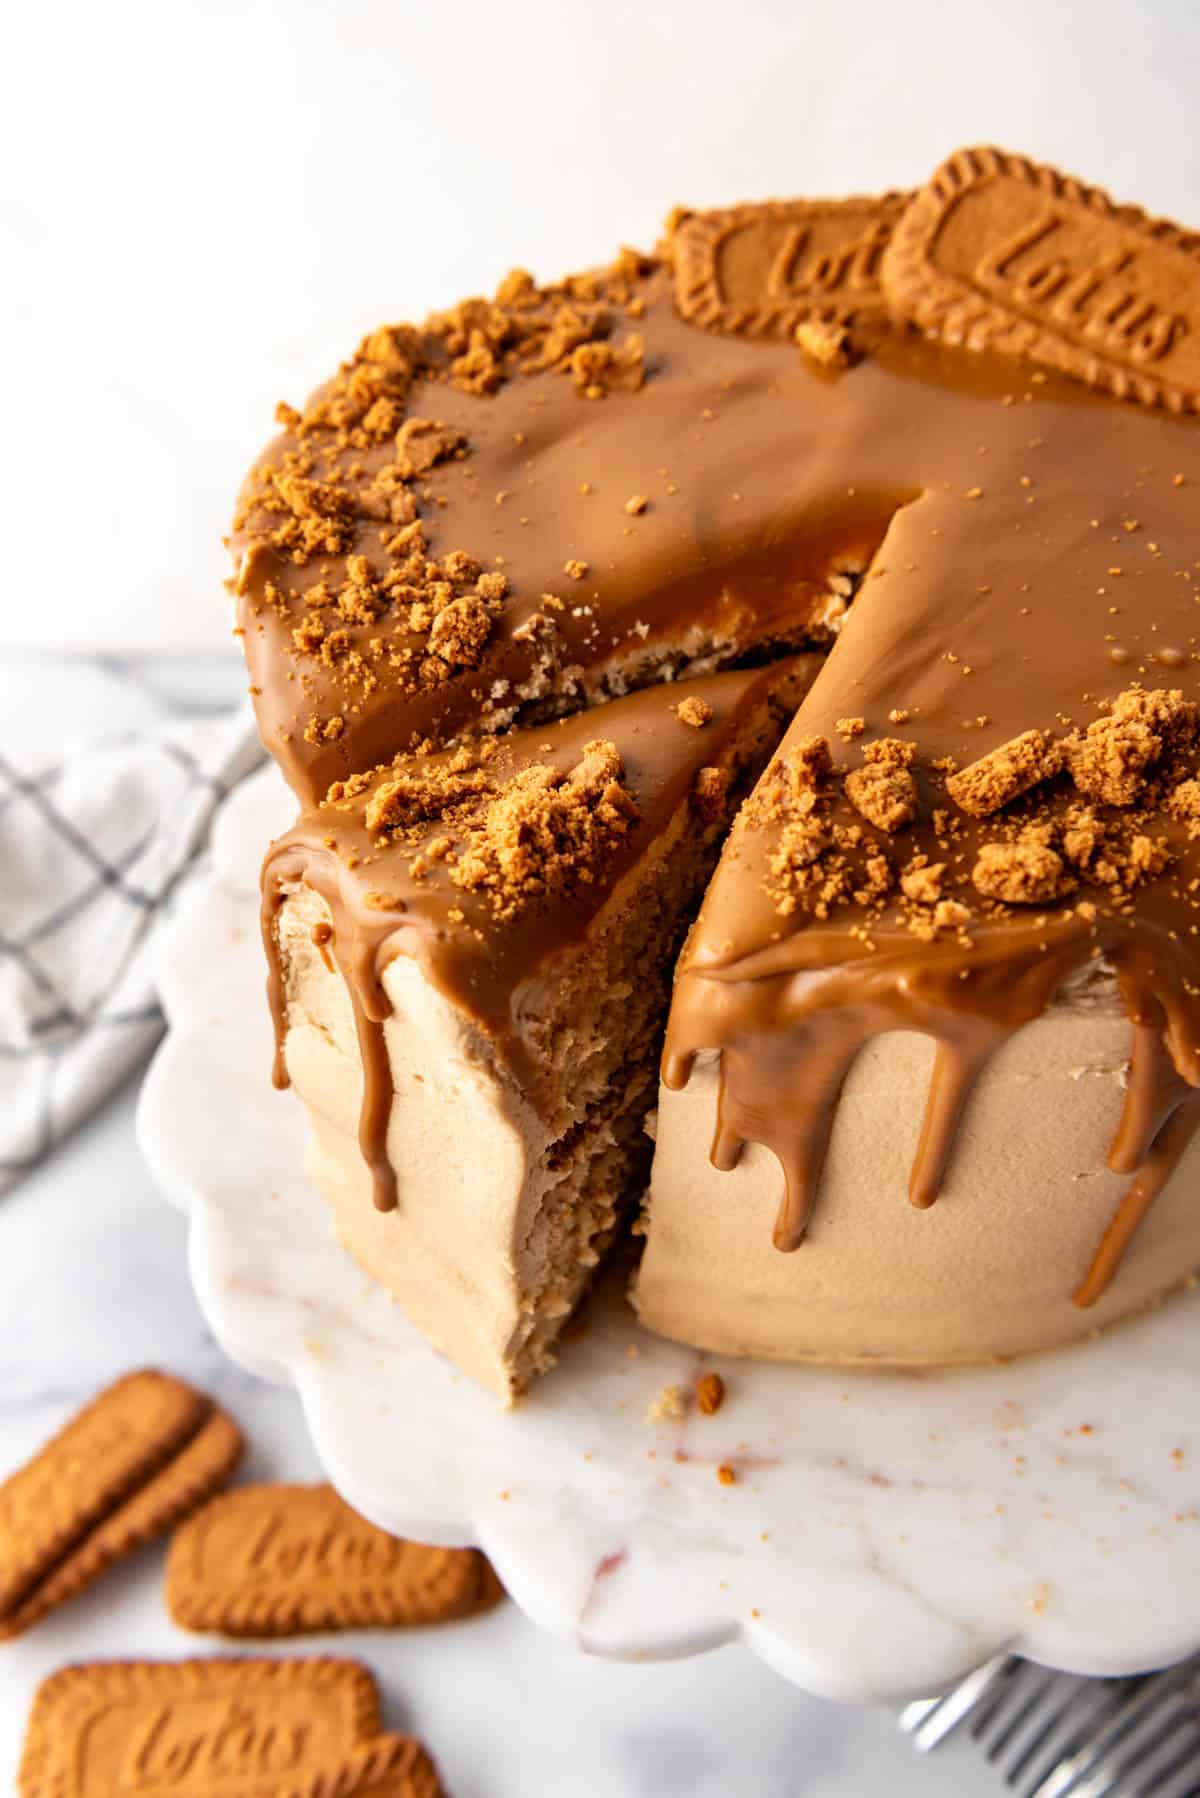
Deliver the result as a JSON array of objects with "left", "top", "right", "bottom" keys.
[{"left": 263, "top": 662, "right": 802, "bottom": 1046}]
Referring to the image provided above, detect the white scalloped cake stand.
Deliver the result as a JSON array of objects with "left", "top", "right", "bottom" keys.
[{"left": 137, "top": 762, "right": 1200, "bottom": 1703}]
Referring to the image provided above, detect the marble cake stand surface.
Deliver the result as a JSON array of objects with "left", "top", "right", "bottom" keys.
[{"left": 138, "top": 762, "right": 1200, "bottom": 1703}]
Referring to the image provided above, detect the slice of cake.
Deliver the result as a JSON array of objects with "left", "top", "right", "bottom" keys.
[
  {"left": 262, "top": 665, "right": 811, "bottom": 1399},
  {"left": 635, "top": 148, "right": 1200, "bottom": 1361}
]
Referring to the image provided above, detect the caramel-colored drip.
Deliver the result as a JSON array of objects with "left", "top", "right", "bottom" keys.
[
  {"left": 349, "top": 1008, "right": 398, "bottom": 1213},
  {"left": 1069, "top": 1007, "right": 1200, "bottom": 1303},
  {"left": 1077, "top": 1092, "right": 1200, "bottom": 1306},
  {"left": 259, "top": 668, "right": 795, "bottom": 1222},
  {"left": 665, "top": 921, "right": 1200, "bottom": 1305},
  {"left": 262, "top": 882, "right": 291, "bottom": 1095},
  {"left": 261, "top": 854, "right": 398, "bottom": 1213}
]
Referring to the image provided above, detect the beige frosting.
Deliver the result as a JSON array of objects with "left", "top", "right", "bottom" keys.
[
  {"left": 278, "top": 882, "right": 627, "bottom": 1400},
  {"left": 634, "top": 965, "right": 1200, "bottom": 1365}
]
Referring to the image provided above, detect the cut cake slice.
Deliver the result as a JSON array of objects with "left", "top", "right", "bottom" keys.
[{"left": 262, "top": 662, "right": 812, "bottom": 1398}]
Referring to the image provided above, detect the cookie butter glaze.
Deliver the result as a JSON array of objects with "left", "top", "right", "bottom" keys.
[
  {"left": 663, "top": 350, "right": 1200, "bottom": 1304},
  {"left": 233, "top": 270, "right": 880, "bottom": 807},
  {"left": 262, "top": 664, "right": 808, "bottom": 1210},
  {"left": 234, "top": 169, "right": 1200, "bottom": 1330}
]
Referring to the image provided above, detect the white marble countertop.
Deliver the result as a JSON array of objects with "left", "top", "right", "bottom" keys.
[{"left": 0, "top": 1081, "right": 1003, "bottom": 1797}]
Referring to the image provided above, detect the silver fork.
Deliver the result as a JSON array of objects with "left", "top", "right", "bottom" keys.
[{"left": 898, "top": 1653, "right": 1200, "bottom": 1796}]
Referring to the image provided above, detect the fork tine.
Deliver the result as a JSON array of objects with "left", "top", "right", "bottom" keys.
[
  {"left": 1035, "top": 1663, "right": 1200, "bottom": 1798},
  {"left": 969, "top": 1658, "right": 1037, "bottom": 1743},
  {"left": 1149, "top": 1732, "right": 1200, "bottom": 1798},
  {"left": 1132, "top": 1711, "right": 1200, "bottom": 1798},
  {"left": 983, "top": 1666, "right": 1070, "bottom": 1763},
  {"left": 901, "top": 1651, "right": 1200, "bottom": 1798},
  {"left": 897, "top": 1654, "right": 1014, "bottom": 1752},
  {"left": 1004, "top": 1674, "right": 1106, "bottom": 1790},
  {"left": 1097, "top": 1690, "right": 1200, "bottom": 1798},
  {"left": 1025, "top": 1679, "right": 1149, "bottom": 1798}
]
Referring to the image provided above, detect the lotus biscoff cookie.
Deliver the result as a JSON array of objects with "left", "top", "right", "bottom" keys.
[
  {"left": 166, "top": 1482, "right": 503, "bottom": 1637},
  {"left": 16, "top": 1656, "right": 381, "bottom": 1798},
  {"left": 0, "top": 1369, "right": 242, "bottom": 1638},
  {"left": 671, "top": 192, "right": 908, "bottom": 337},
  {"left": 881, "top": 145, "right": 1200, "bottom": 411}
]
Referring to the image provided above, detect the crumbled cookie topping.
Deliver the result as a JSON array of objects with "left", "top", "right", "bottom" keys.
[
  {"left": 233, "top": 248, "right": 658, "bottom": 744},
  {"left": 844, "top": 738, "right": 918, "bottom": 832},
  {"left": 450, "top": 739, "right": 639, "bottom": 921},
  {"left": 1065, "top": 688, "right": 1197, "bottom": 806},
  {"left": 677, "top": 696, "right": 714, "bottom": 728},
  {"left": 795, "top": 319, "right": 856, "bottom": 368},
  {"left": 355, "top": 738, "right": 640, "bottom": 925},
  {"left": 754, "top": 687, "right": 1196, "bottom": 938},
  {"left": 972, "top": 842, "right": 1074, "bottom": 904},
  {"left": 947, "top": 729, "right": 1062, "bottom": 817}
]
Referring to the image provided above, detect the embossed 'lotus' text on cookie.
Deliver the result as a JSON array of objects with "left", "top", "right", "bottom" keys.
[
  {"left": 166, "top": 1483, "right": 503, "bottom": 1636},
  {"left": 17, "top": 1657, "right": 380, "bottom": 1798},
  {"left": 882, "top": 146, "right": 1200, "bottom": 411},
  {"left": 972, "top": 207, "right": 1188, "bottom": 367},
  {"left": 673, "top": 195, "right": 908, "bottom": 337}
]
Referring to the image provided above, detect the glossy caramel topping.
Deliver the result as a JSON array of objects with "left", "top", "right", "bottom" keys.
[
  {"left": 664, "top": 328, "right": 1200, "bottom": 1302},
  {"left": 262, "top": 664, "right": 808, "bottom": 1209},
  {"left": 233, "top": 263, "right": 901, "bottom": 807}
]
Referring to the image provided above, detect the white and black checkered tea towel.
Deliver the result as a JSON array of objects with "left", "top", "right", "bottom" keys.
[{"left": 0, "top": 667, "right": 263, "bottom": 1192}]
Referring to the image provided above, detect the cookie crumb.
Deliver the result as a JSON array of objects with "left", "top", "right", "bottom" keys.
[
  {"left": 845, "top": 738, "right": 918, "bottom": 833},
  {"left": 901, "top": 860, "right": 946, "bottom": 904},
  {"left": 677, "top": 696, "right": 714, "bottom": 729},
  {"left": 646, "top": 1385, "right": 686, "bottom": 1423},
  {"left": 947, "top": 729, "right": 1061, "bottom": 817},
  {"left": 695, "top": 1372, "right": 726, "bottom": 1416},
  {"left": 450, "top": 739, "right": 638, "bottom": 922},
  {"left": 795, "top": 319, "right": 855, "bottom": 367},
  {"left": 973, "top": 842, "right": 1074, "bottom": 904},
  {"left": 394, "top": 416, "right": 466, "bottom": 479},
  {"left": 692, "top": 764, "right": 728, "bottom": 822},
  {"left": 1066, "top": 688, "right": 1196, "bottom": 806},
  {"left": 716, "top": 1464, "right": 737, "bottom": 1486}
]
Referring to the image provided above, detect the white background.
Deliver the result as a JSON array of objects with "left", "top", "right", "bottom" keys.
[{"left": 4, "top": 0, "right": 1199, "bottom": 650}]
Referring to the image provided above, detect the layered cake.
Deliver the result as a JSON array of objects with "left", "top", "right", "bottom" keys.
[{"left": 233, "top": 147, "right": 1200, "bottom": 1399}]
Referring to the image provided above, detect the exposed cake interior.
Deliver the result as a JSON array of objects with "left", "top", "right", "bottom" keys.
[{"left": 264, "top": 664, "right": 810, "bottom": 1397}]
